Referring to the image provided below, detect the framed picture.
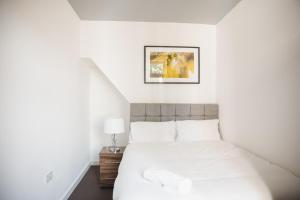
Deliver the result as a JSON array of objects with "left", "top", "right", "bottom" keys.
[{"left": 144, "top": 46, "right": 200, "bottom": 84}]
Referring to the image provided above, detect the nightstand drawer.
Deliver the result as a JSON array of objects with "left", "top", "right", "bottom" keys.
[
  {"left": 100, "top": 163, "right": 120, "bottom": 172},
  {"left": 100, "top": 171, "right": 118, "bottom": 179},
  {"left": 100, "top": 155, "right": 122, "bottom": 164},
  {"left": 100, "top": 178, "right": 116, "bottom": 187}
]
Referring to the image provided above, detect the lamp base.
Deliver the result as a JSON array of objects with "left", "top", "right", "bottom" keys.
[{"left": 108, "top": 146, "right": 120, "bottom": 153}]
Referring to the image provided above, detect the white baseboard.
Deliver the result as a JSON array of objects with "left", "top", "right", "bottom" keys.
[{"left": 60, "top": 161, "right": 91, "bottom": 200}]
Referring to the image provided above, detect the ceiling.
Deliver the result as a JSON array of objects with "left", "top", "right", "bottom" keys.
[{"left": 68, "top": 0, "right": 241, "bottom": 24}]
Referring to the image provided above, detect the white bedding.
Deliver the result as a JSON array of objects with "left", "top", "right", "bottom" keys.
[{"left": 113, "top": 141, "right": 272, "bottom": 200}]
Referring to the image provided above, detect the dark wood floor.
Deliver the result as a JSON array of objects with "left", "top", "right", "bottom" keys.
[{"left": 69, "top": 166, "right": 113, "bottom": 200}]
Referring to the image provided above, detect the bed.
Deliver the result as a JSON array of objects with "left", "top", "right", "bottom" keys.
[
  {"left": 112, "top": 103, "right": 281, "bottom": 200},
  {"left": 114, "top": 141, "right": 272, "bottom": 200}
]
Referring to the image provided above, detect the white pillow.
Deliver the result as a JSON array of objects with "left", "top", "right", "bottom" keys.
[
  {"left": 129, "top": 121, "right": 176, "bottom": 143},
  {"left": 176, "top": 120, "right": 220, "bottom": 142}
]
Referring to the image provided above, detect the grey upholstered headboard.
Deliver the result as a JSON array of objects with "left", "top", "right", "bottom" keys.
[{"left": 130, "top": 103, "right": 218, "bottom": 122}]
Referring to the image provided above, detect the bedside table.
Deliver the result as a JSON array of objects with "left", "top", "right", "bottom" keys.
[{"left": 99, "top": 146, "right": 125, "bottom": 187}]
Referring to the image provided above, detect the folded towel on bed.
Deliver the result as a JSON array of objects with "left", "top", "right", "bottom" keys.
[{"left": 142, "top": 167, "right": 192, "bottom": 195}]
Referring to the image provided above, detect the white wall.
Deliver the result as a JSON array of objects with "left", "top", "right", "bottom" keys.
[
  {"left": 81, "top": 21, "right": 216, "bottom": 103},
  {"left": 83, "top": 59, "right": 129, "bottom": 163},
  {"left": 217, "top": 0, "right": 300, "bottom": 176},
  {"left": 0, "top": 1, "right": 90, "bottom": 199}
]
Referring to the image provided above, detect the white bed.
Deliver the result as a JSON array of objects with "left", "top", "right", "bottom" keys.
[
  {"left": 113, "top": 141, "right": 272, "bottom": 200},
  {"left": 116, "top": 104, "right": 300, "bottom": 200},
  {"left": 241, "top": 150, "right": 300, "bottom": 200}
]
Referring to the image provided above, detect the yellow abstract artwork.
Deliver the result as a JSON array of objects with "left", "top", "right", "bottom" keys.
[{"left": 150, "top": 52, "right": 194, "bottom": 78}]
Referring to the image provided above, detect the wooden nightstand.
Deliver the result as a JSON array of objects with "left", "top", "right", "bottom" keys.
[{"left": 99, "top": 146, "right": 125, "bottom": 187}]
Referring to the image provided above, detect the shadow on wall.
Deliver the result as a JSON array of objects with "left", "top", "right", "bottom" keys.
[{"left": 81, "top": 58, "right": 130, "bottom": 163}]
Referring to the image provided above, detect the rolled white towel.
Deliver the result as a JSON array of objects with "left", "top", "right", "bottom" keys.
[{"left": 142, "top": 167, "right": 192, "bottom": 195}]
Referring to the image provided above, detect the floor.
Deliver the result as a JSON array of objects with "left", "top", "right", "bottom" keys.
[{"left": 69, "top": 166, "right": 113, "bottom": 200}]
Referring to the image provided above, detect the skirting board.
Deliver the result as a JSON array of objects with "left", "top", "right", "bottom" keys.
[{"left": 60, "top": 161, "right": 91, "bottom": 200}]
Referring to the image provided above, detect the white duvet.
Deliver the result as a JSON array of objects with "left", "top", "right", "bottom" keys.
[{"left": 113, "top": 141, "right": 272, "bottom": 200}]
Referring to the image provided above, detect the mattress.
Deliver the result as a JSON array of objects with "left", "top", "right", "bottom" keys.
[
  {"left": 113, "top": 141, "right": 272, "bottom": 200},
  {"left": 241, "top": 150, "right": 300, "bottom": 200}
]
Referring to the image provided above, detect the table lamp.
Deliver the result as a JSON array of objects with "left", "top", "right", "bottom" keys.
[{"left": 104, "top": 117, "right": 125, "bottom": 153}]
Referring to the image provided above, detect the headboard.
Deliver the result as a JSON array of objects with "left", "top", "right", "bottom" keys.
[{"left": 130, "top": 103, "right": 218, "bottom": 122}]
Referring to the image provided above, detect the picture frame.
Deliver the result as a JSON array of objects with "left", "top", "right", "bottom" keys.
[{"left": 144, "top": 46, "right": 200, "bottom": 84}]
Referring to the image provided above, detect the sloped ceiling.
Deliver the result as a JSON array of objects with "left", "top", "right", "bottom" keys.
[{"left": 69, "top": 0, "right": 241, "bottom": 24}]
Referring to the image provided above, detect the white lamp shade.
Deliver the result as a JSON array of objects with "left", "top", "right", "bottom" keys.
[{"left": 104, "top": 118, "right": 125, "bottom": 134}]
